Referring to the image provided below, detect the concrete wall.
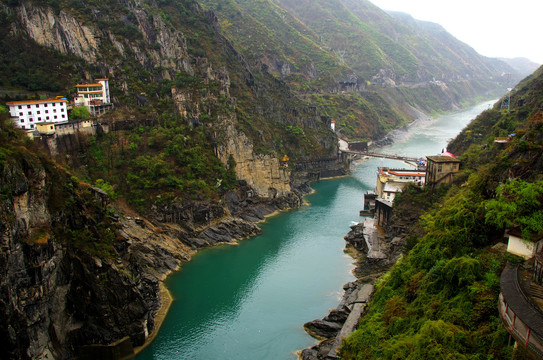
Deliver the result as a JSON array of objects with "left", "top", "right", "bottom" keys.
[{"left": 507, "top": 235, "right": 535, "bottom": 259}]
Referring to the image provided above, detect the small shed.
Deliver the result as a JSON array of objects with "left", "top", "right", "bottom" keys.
[
  {"left": 506, "top": 227, "right": 543, "bottom": 260},
  {"left": 36, "top": 122, "right": 56, "bottom": 135},
  {"left": 375, "top": 198, "right": 393, "bottom": 228},
  {"left": 425, "top": 153, "right": 460, "bottom": 186}
]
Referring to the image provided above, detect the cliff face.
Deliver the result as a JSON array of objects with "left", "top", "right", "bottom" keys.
[
  {"left": 11, "top": 0, "right": 192, "bottom": 79},
  {"left": 0, "top": 135, "right": 198, "bottom": 359},
  {"left": 217, "top": 121, "right": 291, "bottom": 197}
]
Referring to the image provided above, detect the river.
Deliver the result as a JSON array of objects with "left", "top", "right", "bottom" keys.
[{"left": 135, "top": 100, "right": 495, "bottom": 360}]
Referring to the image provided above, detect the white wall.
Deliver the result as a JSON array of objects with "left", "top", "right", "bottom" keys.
[
  {"left": 8, "top": 100, "right": 68, "bottom": 130},
  {"left": 507, "top": 235, "right": 535, "bottom": 259}
]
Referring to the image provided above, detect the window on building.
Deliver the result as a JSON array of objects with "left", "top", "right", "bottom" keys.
[
  {"left": 54, "top": 116, "right": 57, "bottom": 119},
  {"left": 18, "top": 105, "right": 22, "bottom": 109},
  {"left": 19, "top": 112, "right": 23, "bottom": 116},
  {"left": 20, "top": 119, "right": 24, "bottom": 123},
  {"left": 45, "top": 110, "right": 48, "bottom": 114},
  {"left": 29, "top": 118, "right": 33, "bottom": 122},
  {"left": 62, "top": 115, "right": 65, "bottom": 118},
  {"left": 53, "top": 109, "right": 57, "bottom": 113},
  {"left": 38, "top": 118, "right": 41, "bottom": 121},
  {"left": 28, "top": 112, "right": 31, "bottom": 115},
  {"left": 36, "top": 104, "right": 39, "bottom": 108},
  {"left": 46, "top": 116, "right": 50, "bottom": 120},
  {"left": 438, "top": 164, "right": 443, "bottom": 172},
  {"left": 30, "top": 124, "right": 34, "bottom": 129},
  {"left": 27, "top": 105, "right": 31, "bottom": 108},
  {"left": 44, "top": 104, "right": 48, "bottom": 107},
  {"left": 37, "top": 111, "right": 40, "bottom": 114}
]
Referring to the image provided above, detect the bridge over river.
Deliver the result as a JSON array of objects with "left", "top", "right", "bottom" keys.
[{"left": 338, "top": 138, "right": 422, "bottom": 164}]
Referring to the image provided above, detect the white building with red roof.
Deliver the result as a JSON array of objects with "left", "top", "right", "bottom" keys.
[
  {"left": 74, "top": 78, "right": 112, "bottom": 116},
  {"left": 6, "top": 98, "right": 69, "bottom": 130},
  {"left": 376, "top": 167, "right": 426, "bottom": 202}
]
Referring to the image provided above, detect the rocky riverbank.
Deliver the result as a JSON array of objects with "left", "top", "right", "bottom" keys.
[
  {"left": 300, "top": 208, "right": 411, "bottom": 359},
  {"left": 0, "top": 135, "right": 348, "bottom": 360}
]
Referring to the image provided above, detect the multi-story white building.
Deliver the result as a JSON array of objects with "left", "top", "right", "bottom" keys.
[
  {"left": 6, "top": 98, "right": 69, "bottom": 130},
  {"left": 74, "top": 78, "right": 111, "bottom": 115},
  {"left": 375, "top": 167, "right": 426, "bottom": 202}
]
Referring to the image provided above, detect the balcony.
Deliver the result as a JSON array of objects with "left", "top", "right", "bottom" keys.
[{"left": 499, "top": 263, "right": 543, "bottom": 358}]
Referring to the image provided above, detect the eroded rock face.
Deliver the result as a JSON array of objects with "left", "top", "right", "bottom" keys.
[
  {"left": 0, "top": 153, "right": 194, "bottom": 359},
  {"left": 12, "top": 1, "right": 191, "bottom": 77},
  {"left": 15, "top": 4, "right": 101, "bottom": 62},
  {"left": 217, "top": 121, "right": 292, "bottom": 198}
]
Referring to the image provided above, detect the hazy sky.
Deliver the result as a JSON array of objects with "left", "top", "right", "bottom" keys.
[{"left": 370, "top": 0, "right": 543, "bottom": 64}]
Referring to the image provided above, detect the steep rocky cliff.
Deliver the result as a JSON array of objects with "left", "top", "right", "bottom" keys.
[
  {"left": 9, "top": 0, "right": 192, "bottom": 78},
  {"left": 0, "top": 120, "right": 200, "bottom": 359}
]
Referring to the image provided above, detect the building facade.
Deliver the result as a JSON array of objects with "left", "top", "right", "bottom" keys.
[
  {"left": 375, "top": 168, "right": 426, "bottom": 203},
  {"left": 74, "top": 78, "right": 110, "bottom": 106},
  {"left": 505, "top": 228, "right": 543, "bottom": 260},
  {"left": 7, "top": 98, "right": 69, "bottom": 130},
  {"left": 425, "top": 153, "right": 461, "bottom": 186},
  {"left": 74, "top": 78, "right": 112, "bottom": 116}
]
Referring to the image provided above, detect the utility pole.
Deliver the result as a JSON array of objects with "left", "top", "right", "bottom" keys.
[{"left": 501, "top": 73, "right": 513, "bottom": 112}]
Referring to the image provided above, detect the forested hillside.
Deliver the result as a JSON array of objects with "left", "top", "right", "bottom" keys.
[
  {"left": 340, "top": 66, "right": 543, "bottom": 359},
  {"left": 200, "top": 0, "right": 519, "bottom": 139},
  {"left": 0, "top": 0, "right": 519, "bottom": 213},
  {"left": 0, "top": 0, "right": 536, "bottom": 358}
]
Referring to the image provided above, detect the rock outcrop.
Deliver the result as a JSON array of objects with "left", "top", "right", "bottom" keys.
[
  {"left": 216, "top": 121, "right": 292, "bottom": 198},
  {"left": 301, "top": 213, "right": 409, "bottom": 359},
  {"left": 11, "top": 0, "right": 192, "bottom": 79},
  {"left": 0, "top": 145, "right": 196, "bottom": 359}
]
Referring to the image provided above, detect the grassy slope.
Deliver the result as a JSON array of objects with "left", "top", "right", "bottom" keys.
[
  {"left": 341, "top": 67, "right": 543, "bottom": 359},
  {"left": 200, "top": 0, "right": 512, "bottom": 141},
  {"left": 2, "top": 0, "right": 341, "bottom": 211}
]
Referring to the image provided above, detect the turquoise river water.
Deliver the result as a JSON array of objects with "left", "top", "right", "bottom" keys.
[{"left": 135, "top": 100, "right": 495, "bottom": 360}]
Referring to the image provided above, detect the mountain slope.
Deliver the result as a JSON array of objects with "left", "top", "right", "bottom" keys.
[
  {"left": 340, "top": 65, "right": 543, "bottom": 360},
  {"left": 199, "top": 0, "right": 518, "bottom": 140},
  {"left": 499, "top": 57, "right": 541, "bottom": 77}
]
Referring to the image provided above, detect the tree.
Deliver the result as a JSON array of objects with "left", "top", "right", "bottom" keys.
[
  {"left": 485, "top": 179, "right": 543, "bottom": 239},
  {"left": 71, "top": 106, "right": 90, "bottom": 120}
]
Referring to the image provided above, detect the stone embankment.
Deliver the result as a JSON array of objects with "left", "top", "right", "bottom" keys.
[{"left": 300, "top": 213, "right": 407, "bottom": 359}]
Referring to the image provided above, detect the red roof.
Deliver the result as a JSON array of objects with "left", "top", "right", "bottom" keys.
[
  {"left": 388, "top": 170, "right": 426, "bottom": 177},
  {"left": 380, "top": 168, "right": 425, "bottom": 177},
  {"left": 441, "top": 151, "right": 457, "bottom": 158},
  {"left": 6, "top": 98, "right": 67, "bottom": 105}
]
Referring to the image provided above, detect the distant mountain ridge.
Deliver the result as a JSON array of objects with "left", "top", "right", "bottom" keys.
[
  {"left": 498, "top": 57, "right": 541, "bottom": 77},
  {"left": 200, "top": 0, "right": 521, "bottom": 139}
]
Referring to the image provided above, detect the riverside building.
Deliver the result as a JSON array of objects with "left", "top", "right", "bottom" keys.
[
  {"left": 375, "top": 167, "right": 426, "bottom": 202},
  {"left": 425, "top": 152, "right": 461, "bottom": 186},
  {"left": 7, "top": 98, "right": 69, "bottom": 130},
  {"left": 74, "top": 78, "right": 113, "bottom": 116}
]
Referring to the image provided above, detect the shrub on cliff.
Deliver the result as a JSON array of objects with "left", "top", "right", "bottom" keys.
[{"left": 339, "top": 169, "right": 512, "bottom": 359}]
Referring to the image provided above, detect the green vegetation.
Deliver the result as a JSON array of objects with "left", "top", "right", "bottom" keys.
[
  {"left": 70, "top": 106, "right": 90, "bottom": 120},
  {"left": 0, "top": 113, "right": 117, "bottom": 257},
  {"left": 486, "top": 179, "right": 543, "bottom": 239},
  {"left": 341, "top": 61, "right": 543, "bottom": 360},
  {"left": 70, "top": 113, "right": 238, "bottom": 210},
  {"left": 341, "top": 172, "right": 511, "bottom": 359}
]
